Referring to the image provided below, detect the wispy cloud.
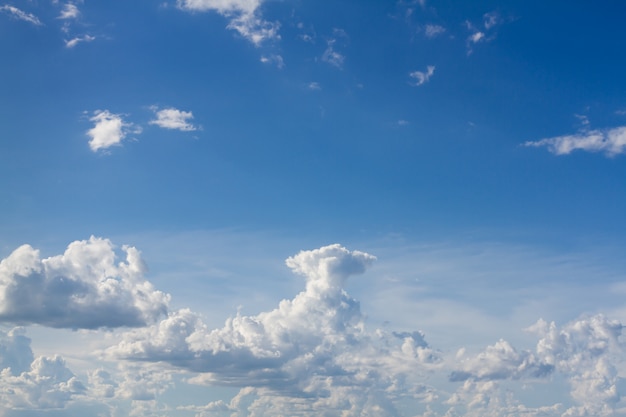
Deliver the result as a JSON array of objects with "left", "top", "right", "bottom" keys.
[
  {"left": 260, "top": 54, "right": 284, "bottom": 69},
  {"left": 149, "top": 106, "right": 198, "bottom": 132},
  {"left": 307, "top": 81, "right": 321, "bottom": 90},
  {"left": 176, "top": 0, "right": 279, "bottom": 45},
  {"left": 0, "top": 5, "right": 42, "bottom": 26},
  {"left": 409, "top": 65, "right": 435, "bottom": 86},
  {"left": 424, "top": 23, "right": 446, "bottom": 38},
  {"left": 65, "top": 34, "right": 95, "bottom": 48},
  {"left": 58, "top": 2, "right": 80, "bottom": 20},
  {"left": 465, "top": 11, "right": 502, "bottom": 55},
  {"left": 524, "top": 126, "right": 626, "bottom": 157},
  {"left": 87, "top": 110, "right": 140, "bottom": 152}
]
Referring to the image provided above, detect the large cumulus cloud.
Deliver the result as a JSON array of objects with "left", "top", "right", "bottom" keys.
[
  {"left": 110, "top": 244, "right": 438, "bottom": 416},
  {"left": 0, "top": 236, "right": 169, "bottom": 329}
]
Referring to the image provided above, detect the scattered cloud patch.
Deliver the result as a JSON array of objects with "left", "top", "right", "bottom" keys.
[
  {"left": 0, "top": 236, "right": 170, "bottom": 329},
  {"left": 149, "top": 106, "right": 198, "bottom": 132},
  {"left": 307, "top": 81, "right": 321, "bottom": 90},
  {"left": 65, "top": 34, "right": 95, "bottom": 48},
  {"left": 465, "top": 11, "right": 502, "bottom": 54},
  {"left": 260, "top": 54, "right": 284, "bottom": 69},
  {"left": 176, "top": 0, "right": 279, "bottom": 45},
  {"left": 321, "top": 28, "right": 348, "bottom": 69},
  {"left": 409, "top": 65, "right": 435, "bottom": 86},
  {"left": 58, "top": 3, "right": 80, "bottom": 20},
  {"left": 424, "top": 24, "right": 446, "bottom": 38},
  {"left": 0, "top": 5, "right": 42, "bottom": 26},
  {"left": 524, "top": 126, "right": 626, "bottom": 157},
  {"left": 86, "top": 110, "right": 139, "bottom": 152}
]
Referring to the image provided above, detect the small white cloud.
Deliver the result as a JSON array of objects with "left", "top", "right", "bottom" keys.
[
  {"left": 424, "top": 24, "right": 446, "bottom": 38},
  {"left": 524, "top": 126, "right": 626, "bottom": 157},
  {"left": 409, "top": 65, "right": 435, "bottom": 86},
  {"left": 307, "top": 81, "right": 321, "bottom": 90},
  {"left": 65, "top": 34, "right": 95, "bottom": 48},
  {"left": 397, "top": 119, "right": 409, "bottom": 126},
  {"left": 177, "top": 0, "right": 279, "bottom": 46},
  {"left": 59, "top": 3, "right": 80, "bottom": 19},
  {"left": 149, "top": 107, "right": 198, "bottom": 132},
  {"left": 86, "top": 110, "right": 137, "bottom": 152},
  {"left": 483, "top": 11, "right": 500, "bottom": 30},
  {"left": 0, "top": 5, "right": 43, "bottom": 26}
]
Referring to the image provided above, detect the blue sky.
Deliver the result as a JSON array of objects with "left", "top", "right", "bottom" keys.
[{"left": 2, "top": 1, "right": 626, "bottom": 416}]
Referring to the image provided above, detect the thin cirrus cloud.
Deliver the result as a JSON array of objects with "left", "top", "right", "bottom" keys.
[
  {"left": 65, "top": 34, "right": 95, "bottom": 48},
  {"left": 0, "top": 236, "right": 170, "bottom": 329},
  {"left": 0, "top": 5, "right": 43, "bottom": 26},
  {"left": 524, "top": 126, "right": 626, "bottom": 157},
  {"left": 149, "top": 106, "right": 198, "bottom": 132},
  {"left": 58, "top": 2, "right": 80, "bottom": 20},
  {"left": 409, "top": 65, "right": 435, "bottom": 86},
  {"left": 176, "top": 0, "right": 278, "bottom": 45}
]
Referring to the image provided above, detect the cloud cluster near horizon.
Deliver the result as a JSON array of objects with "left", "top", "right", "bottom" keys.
[{"left": 1, "top": 239, "right": 626, "bottom": 416}]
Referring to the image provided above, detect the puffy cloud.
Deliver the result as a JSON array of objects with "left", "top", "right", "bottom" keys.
[
  {"left": 149, "top": 106, "right": 198, "bottom": 132},
  {"left": 448, "top": 314, "right": 625, "bottom": 417},
  {"left": 523, "top": 126, "right": 626, "bottom": 157},
  {"left": 0, "top": 5, "right": 43, "bottom": 26},
  {"left": 176, "top": 0, "right": 278, "bottom": 45},
  {"left": 465, "top": 11, "right": 501, "bottom": 55},
  {"left": 86, "top": 110, "right": 140, "bottom": 152},
  {"left": 322, "top": 36, "right": 346, "bottom": 69},
  {"left": 409, "top": 65, "right": 435, "bottom": 86},
  {"left": 109, "top": 244, "right": 440, "bottom": 415},
  {"left": 0, "top": 236, "right": 170, "bottom": 329},
  {"left": 0, "top": 330, "right": 85, "bottom": 412}
]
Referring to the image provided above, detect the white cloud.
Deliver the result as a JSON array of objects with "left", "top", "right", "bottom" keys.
[
  {"left": 409, "top": 65, "right": 435, "bottom": 86},
  {"left": 0, "top": 236, "right": 170, "bottom": 329},
  {"left": 0, "top": 330, "right": 85, "bottom": 412},
  {"left": 524, "top": 126, "right": 626, "bottom": 157},
  {"left": 465, "top": 11, "right": 501, "bottom": 55},
  {"left": 176, "top": 0, "right": 278, "bottom": 45},
  {"left": 59, "top": 3, "right": 80, "bottom": 20},
  {"left": 424, "top": 24, "right": 445, "bottom": 38},
  {"left": 307, "top": 81, "right": 321, "bottom": 90},
  {"left": 0, "top": 5, "right": 43, "bottom": 26},
  {"left": 86, "top": 110, "right": 139, "bottom": 152},
  {"left": 65, "top": 34, "right": 95, "bottom": 48},
  {"left": 109, "top": 244, "right": 442, "bottom": 415},
  {"left": 149, "top": 106, "right": 198, "bottom": 131}
]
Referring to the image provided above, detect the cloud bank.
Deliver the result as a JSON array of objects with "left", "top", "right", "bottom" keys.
[{"left": 0, "top": 236, "right": 169, "bottom": 329}]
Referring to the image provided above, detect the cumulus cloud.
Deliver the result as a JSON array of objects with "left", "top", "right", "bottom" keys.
[
  {"left": 176, "top": 0, "right": 278, "bottom": 45},
  {"left": 409, "top": 65, "right": 435, "bottom": 86},
  {"left": 109, "top": 244, "right": 441, "bottom": 415},
  {"left": 0, "top": 236, "right": 170, "bottom": 329},
  {"left": 149, "top": 106, "right": 198, "bottom": 132},
  {"left": 448, "top": 314, "right": 625, "bottom": 417},
  {"left": 0, "top": 330, "right": 85, "bottom": 412},
  {"left": 0, "top": 5, "right": 43, "bottom": 25},
  {"left": 523, "top": 126, "right": 626, "bottom": 157},
  {"left": 86, "top": 110, "right": 140, "bottom": 152}
]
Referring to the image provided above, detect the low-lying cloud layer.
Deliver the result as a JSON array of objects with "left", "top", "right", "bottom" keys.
[{"left": 0, "top": 239, "right": 625, "bottom": 416}]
